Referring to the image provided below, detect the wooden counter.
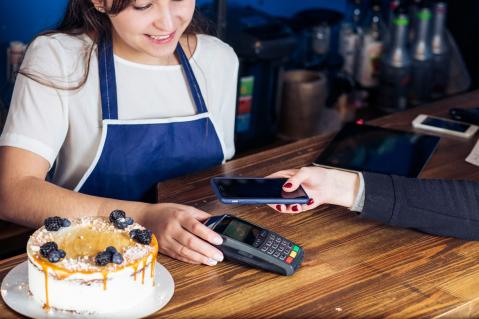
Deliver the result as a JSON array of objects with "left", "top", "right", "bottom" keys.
[{"left": 2, "top": 91, "right": 479, "bottom": 318}]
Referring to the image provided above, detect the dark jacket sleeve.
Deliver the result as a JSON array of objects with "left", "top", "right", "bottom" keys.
[{"left": 359, "top": 171, "right": 479, "bottom": 240}]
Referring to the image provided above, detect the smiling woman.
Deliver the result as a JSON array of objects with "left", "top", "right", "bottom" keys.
[{"left": 0, "top": 0, "right": 239, "bottom": 268}]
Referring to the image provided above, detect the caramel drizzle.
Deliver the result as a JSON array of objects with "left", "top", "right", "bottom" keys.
[
  {"left": 40, "top": 263, "right": 50, "bottom": 310},
  {"left": 32, "top": 234, "right": 159, "bottom": 310}
]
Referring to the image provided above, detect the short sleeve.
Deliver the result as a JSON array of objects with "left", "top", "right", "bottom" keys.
[{"left": 0, "top": 35, "right": 70, "bottom": 167}]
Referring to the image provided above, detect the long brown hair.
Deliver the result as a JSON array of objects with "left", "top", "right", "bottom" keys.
[{"left": 19, "top": 0, "right": 212, "bottom": 90}]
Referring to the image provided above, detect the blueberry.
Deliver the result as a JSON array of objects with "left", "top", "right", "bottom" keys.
[
  {"left": 40, "top": 242, "right": 58, "bottom": 258},
  {"left": 111, "top": 252, "right": 124, "bottom": 265},
  {"left": 113, "top": 217, "right": 130, "bottom": 229},
  {"left": 61, "top": 218, "right": 71, "bottom": 227},
  {"left": 109, "top": 210, "right": 126, "bottom": 223},
  {"left": 106, "top": 246, "right": 117, "bottom": 255},
  {"left": 126, "top": 217, "right": 134, "bottom": 225},
  {"left": 130, "top": 229, "right": 152, "bottom": 245},
  {"left": 44, "top": 216, "right": 64, "bottom": 231},
  {"left": 95, "top": 251, "right": 112, "bottom": 266},
  {"left": 47, "top": 250, "right": 64, "bottom": 263},
  {"left": 57, "top": 249, "right": 66, "bottom": 259}
]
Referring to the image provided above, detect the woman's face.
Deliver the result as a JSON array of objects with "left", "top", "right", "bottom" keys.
[{"left": 101, "top": 0, "right": 195, "bottom": 64}]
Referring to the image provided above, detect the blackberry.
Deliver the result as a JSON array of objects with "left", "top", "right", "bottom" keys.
[
  {"left": 40, "top": 242, "right": 58, "bottom": 258},
  {"left": 130, "top": 229, "right": 152, "bottom": 245},
  {"left": 109, "top": 210, "right": 126, "bottom": 223},
  {"left": 111, "top": 252, "right": 124, "bottom": 265},
  {"left": 130, "top": 229, "right": 140, "bottom": 238},
  {"left": 95, "top": 251, "right": 112, "bottom": 266},
  {"left": 47, "top": 250, "right": 64, "bottom": 263},
  {"left": 44, "top": 216, "right": 64, "bottom": 231},
  {"left": 61, "top": 218, "right": 71, "bottom": 227},
  {"left": 106, "top": 246, "right": 117, "bottom": 255}
]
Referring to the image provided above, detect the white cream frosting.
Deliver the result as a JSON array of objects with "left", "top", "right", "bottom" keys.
[{"left": 27, "top": 216, "right": 158, "bottom": 314}]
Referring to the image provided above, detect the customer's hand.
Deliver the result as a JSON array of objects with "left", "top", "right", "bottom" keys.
[
  {"left": 267, "top": 167, "right": 359, "bottom": 214},
  {"left": 140, "top": 203, "right": 224, "bottom": 266}
]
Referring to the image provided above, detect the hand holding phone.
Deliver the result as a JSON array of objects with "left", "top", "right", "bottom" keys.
[
  {"left": 412, "top": 114, "right": 479, "bottom": 138},
  {"left": 210, "top": 177, "right": 310, "bottom": 204}
]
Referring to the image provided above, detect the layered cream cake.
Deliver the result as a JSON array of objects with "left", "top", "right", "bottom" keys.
[{"left": 26, "top": 211, "right": 158, "bottom": 314}]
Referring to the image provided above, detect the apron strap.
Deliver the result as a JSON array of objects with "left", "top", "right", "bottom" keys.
[
  {"left": 176, "top": 44, "right": 208, "bottom": 114},
  {"left": 98, "top": 36, "right": 119, "bottom": 120}
]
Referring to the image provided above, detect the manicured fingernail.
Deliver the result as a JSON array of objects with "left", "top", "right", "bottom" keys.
[
  {"left": 284, "top": 182, "right": 293, "bottom": 189},
  {"left": 292, "top": 205, "right": 298, "bottom": 212},
  {"left": 276, "top": 205, "right": 282, "bottom": 211},
  {"left": 207, "top": 258, "right": 218, "bottom": 266},
  {"left": 307, "top": 198, "right": 314, "bottom": 205},
  {"left": 214, "top": 253, "right": 224, "bottom": 262},
  {"left": 213, "top": 236, "right": 223, "bottom": 245}
]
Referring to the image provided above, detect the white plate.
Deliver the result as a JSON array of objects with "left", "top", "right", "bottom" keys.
[{"left": 1, "top": 261, "right": 174, "bottom": 319}]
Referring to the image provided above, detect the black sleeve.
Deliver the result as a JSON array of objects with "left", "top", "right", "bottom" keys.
[{"left": 359, "top": 171, "right": 479, "bottom": 240}]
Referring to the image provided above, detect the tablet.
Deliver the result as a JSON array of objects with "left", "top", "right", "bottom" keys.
[
  {"left": 313, "top": 123, "right": 440, "bottom": 177},
  {"left": 211, "top": 177, "right": 310, "bottom": 204}
]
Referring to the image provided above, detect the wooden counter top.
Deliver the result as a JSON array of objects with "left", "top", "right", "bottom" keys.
[{"left": 2, "top": 91, "right": 479, "bottom": 318}]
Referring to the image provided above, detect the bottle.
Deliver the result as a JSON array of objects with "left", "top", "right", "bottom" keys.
[
  {"left": 430, "top": 1, "right": 449, "bottom": 99},
  {"left": 3, "top": 41, "right": 27, "bottom": 107},
  {"left": 382, "top": 0, "right": 402, "bottom": 49},
  {"left": 339, "top": 23, "right": 359, "bottom": 77},
  {"left": 356, "top": 0, "right": 384, "bottom": 88},
  {"left": 339, "top": 0, "right": 364, "bottom": 77},
  {"left": 376, "top": 5, "right": 411, "bottom": 113},
  {"left": 409, "top": 0, "right": 433, "bottom": 105}
]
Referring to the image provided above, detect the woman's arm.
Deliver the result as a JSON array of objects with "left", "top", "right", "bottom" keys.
[
  {"left": 0, "top": 146, "right": 224, "bottom": 265},
  {"left": 361, "top": 172, "right": 479, "bottom": 240},
  {"left": 268, "top": 167, "right": 479, "bottom": 240}
]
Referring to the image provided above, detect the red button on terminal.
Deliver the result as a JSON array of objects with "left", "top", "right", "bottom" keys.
[{"left": 285, "top": 256, "right": 293, "bottom": 264}]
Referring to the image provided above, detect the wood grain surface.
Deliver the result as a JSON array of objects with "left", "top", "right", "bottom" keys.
[{"left": 2, "top": 91, "right": 479, "bottom": 318}]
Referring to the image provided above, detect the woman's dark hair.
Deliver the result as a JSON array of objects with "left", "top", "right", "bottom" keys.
[{"left": 20, "top": 0, "right": 212, "bottom": 90}]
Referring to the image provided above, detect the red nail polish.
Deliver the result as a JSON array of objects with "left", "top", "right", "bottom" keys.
[
  {"left": 307, "top": 198, "right": 314, "bottom": 205},
  {"left": 292, "top": 205, "right": 298, "bottom": 212},
  {"left": 276, "top": 205, "right": 282, "bottom": 211},
  {"left": 284, "top": 182, "right": 293, "bottom": 189}
]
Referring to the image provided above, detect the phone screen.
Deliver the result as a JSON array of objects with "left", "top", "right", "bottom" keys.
[
  {"left": 422, "top": 117, "right": 470, "bottom": 132},
  {"left": 215, "top": 178, "right": 308, "bottom": 200}
]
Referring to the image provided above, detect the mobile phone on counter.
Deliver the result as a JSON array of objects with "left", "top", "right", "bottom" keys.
[
  {"left": 449, "top": 108, "right": 479, "bottom": 126},
  {"left": 210, "top": 177, "right": 310, "bottom": 205},
  {"left": 412, "top": 114, "right": 479, "bottom": 138},
  {"left": 204, "top": 214, "right": 304, "bottom": 276}
]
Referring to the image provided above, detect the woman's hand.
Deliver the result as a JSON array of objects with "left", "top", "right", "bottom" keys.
[
  {"left": 140, "top": 203, "right": 224, "bottom": 266},
  {"left": 267, "top": 167, "right": 360, "bottom": 214}
]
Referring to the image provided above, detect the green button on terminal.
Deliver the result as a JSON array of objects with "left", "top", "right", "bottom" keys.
[{"left": 293, "top": 245, "right": 299, "bottom": 252}]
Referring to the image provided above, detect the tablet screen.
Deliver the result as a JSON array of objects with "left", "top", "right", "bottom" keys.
[{"left": 313, "top": 123, "right": 440, "bottom": 177}]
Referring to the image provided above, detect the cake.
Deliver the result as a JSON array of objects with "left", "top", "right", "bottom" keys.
[{"left": 26, "top": 210, "right": 158, "bottom": 314}]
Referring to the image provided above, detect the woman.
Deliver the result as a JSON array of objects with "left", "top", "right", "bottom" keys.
[
  {"left": 0, "top": 0, "right": 239, "bottom": 266},
  {"left": 269, "top": 167, "right": 479, "bottom": 240}
]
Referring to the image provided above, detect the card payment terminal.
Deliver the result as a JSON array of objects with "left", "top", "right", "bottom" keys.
[{"left": 204, "top": 214, "right": 303, "bottom": 276}]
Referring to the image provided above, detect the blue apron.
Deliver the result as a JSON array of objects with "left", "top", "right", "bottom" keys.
[{"left": 74, "top": 36, "right": 224, "bottom": 202}]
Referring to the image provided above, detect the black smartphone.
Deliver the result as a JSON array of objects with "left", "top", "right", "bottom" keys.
[
  {"left": 449, "top": 107, "right": 479, "bottom": 125},
  {"left": 210, "top": 177, "right": 310, "bottom": 204}
]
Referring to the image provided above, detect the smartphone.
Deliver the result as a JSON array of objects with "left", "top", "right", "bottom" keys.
[
  {"left": 412, "top": 114, "right": 479, "bottom": 138},
  {"left": 210, "top": 177, "right": 310, "bottom": 204},
  {"left": 449, "top": 108, "right": 479, "bottom": 126}
]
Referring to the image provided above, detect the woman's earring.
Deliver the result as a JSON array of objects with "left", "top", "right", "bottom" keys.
[{"left": 95, "top": 6, "right": 106, "bottom": 13}]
